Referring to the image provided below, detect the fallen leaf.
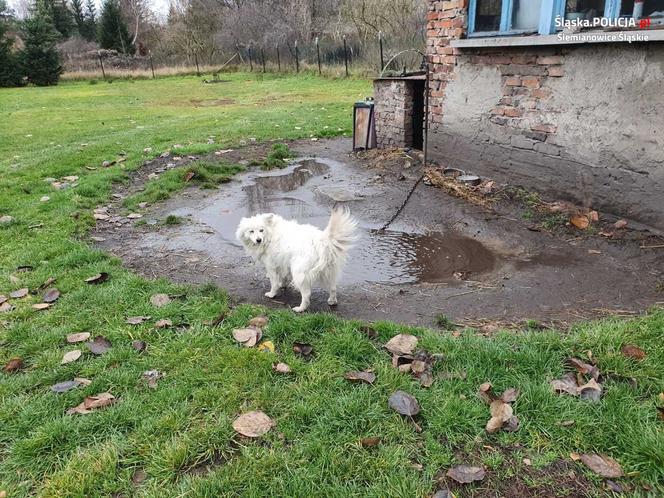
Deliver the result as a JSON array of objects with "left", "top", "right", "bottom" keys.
[
  {"left": 411, "top": 360, "right": 426, "bottom": 374},
  {"left": 87, "top": 336, "right": 111, "bottom": 355},
  {"left": 446, "top": 464, "right": 486, "bottom": 484},
  {"left": 127, "top": 213, "right": 143, "bottom": 219},
  {"left": 614, "top": 219, "right": 628, "bottom": 229},
  {"left": 3, "top": 357, "right": 23, "bottom": 373},
  {"left": 143, "top": 370, "right": 164, "bottom": 389},
  {"left": 0, "top": 302, "right": 14, "bottom": 313},
  {"left": 184, "top": 171, "right": 195, "bottom": 182},
  {"left": 578, "top": 378, "right": 602, "bottom": 402},
  {"left": 551, "top": 373, "right": 579, "bottom": 396},
  {"left": 486, "top": 417, "right": 504, "bottom": 433},
  {"left": 155, "top": 319, "right": 172, "bottom": 329},
  {"left": 132, "top": 469, "right": 147, "bottom": 485},
  {"left": 432, "top": 490, "right": 455, "bottom": 498},
  {"left": 67, "top": 392, "right": 116, "bottom": 414},
  {"left": 67, "top": 332, "right": 91, "bottom": 343},
  {"left": 51, "top": 380, "right": 82, "bottom": 393},
  {"left": 570, "top": 452, "right": 582, "bottom": 461},
  {"left": 523, "top": 458, "right": 532, "bottom": 466},
  {"left": 126, "top": 316, "right": 151, "bottom": 325},
  {"left": 150, "top": 294, "right": 171, "bottom": 307},
  {"left": 61, "top": 350, "right": 82, "bottom": 364},
  {"left": 32, "top": 303, "right": 51, "bottom": 310},
  {"left": 360, "top": 437, "right": 381, "bottom": 448},
  {"left": 85, "top": 272, "right": 109, "bottom": 284},
  {"left": 490, "top": 400, "right": 513, "bottom": 422},
  {"left": 344, "top": 370, "right": 376, "bottom": 384},
  {"left": 43, "top": 288, "right": 60, "bottom": 303},
  {"left": 503, "top": 415, "right": 520, "bottom": 432},
  {"left": 604, "top": 480, "right": 623, "bottom": 494},
  {"left": 257, "top": 340, "right": 274, "bottom": 353},
  {"left": 359, "top": 324, "right": 378, "bottom": 339},
  {"left": 579, "top": 454, "right": 623, "bottom": 478},
  {"left": 10, "top": 288, "right": 28, "bottom": 299},
  {"left": 132, "top": 340, "right": 147, "bottom": 352},
  {"left": 384, "top": 334, "right": 418, "bottom": 355},
  {"left": 419, "top": 371, "right": 434, "bottom": 388},
  {"left": 588, "top": 210, "right": 599, "bottom": 222},
  {"left": 566, "top": 358, "right": 600, "bottom": 381},
  {"left": 0, "top": 295, "right": 6, "bottom": 305},
  {"left": 501, "top": 388, "right": 520, "bottom": 403},
  {"left": 621, "top": 344, "right": 646, "bottom": 360},
  {"left": 478, "top": 382, "right": 497, "bottom": 403},
  {"left": 388, "top": 390, "right": 420, "bottom": 416},
  {"left": 570, "top": 215, "right": 589, "bottom": 230},
  {"left": 248, "top": 316, "right": 268, "bottom": 328},
  {"left": 233, "top": 327, "right": 259, "bottom": 345},
  {"left": 293, "top": 342, "right": 314, "bottom": 359},
  {"left": 38, "top": 277, "right": 56, "bottom": 290},
  {"left": 272, "top": 362, "right": 291, "bottom": 373},
  {"left": 657, "top": 407, "right": 664, "bottom": 421},
  {"left": 232, "top": 411, "right": 274, "bottom": 437},
  {"left": 74, "top": 377, "right": 92, "bottom": 386},
  {"left": 560, "top": 420, "right": 575, "bottom": 427},
  {"left": 659, "top": 392, "right": 664, "bottom": 403},
  {"left": 93, "top": 213, "right": 110, "bottom": 220}
]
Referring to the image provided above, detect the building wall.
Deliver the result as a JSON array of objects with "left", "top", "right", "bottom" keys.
[
  {"left": 374, "top": 79, "right": 417, "bottom": 148},
  {"left": 426, "top": 0, "right": 664, "bottom": 231}
]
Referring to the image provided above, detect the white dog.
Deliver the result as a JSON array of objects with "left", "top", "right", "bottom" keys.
[{"left": 236, "top": 209, "right": 358, "bottom": 312}]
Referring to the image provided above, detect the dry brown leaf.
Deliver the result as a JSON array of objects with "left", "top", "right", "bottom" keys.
[
  {"left": 588, "top": 210, "right": 599, "bottom": 222},
  {"left": 621, "top": 344, "right": 646, "bottom": 360},
  {"left": 578, "top": 378, "right": 602, "bottom": 402},
  {"left": 579, "top": 454, "right": 624, "bottom": 478},
  {"left": 155, "top": 319, "right": 172, "bottom": 329},
  {"left": 87, "top": 336, "right": 111, "bottom": 355},
  {"left": 32, "top": 303, "right": 51, "bottom": 310},
  {"left": 570, "top": 215, "right": 589, "bottom": 230},
  {"left": 3, "top": 357, "right": 23, "bottom": 373},
  {"left": 10, "top": 288, "right": 29, "bottom": 299},
  {"left": 614, "top": 219, "right": 628, "bottom": 229},
  {"left": 490, "top": 400, "right": 513, "bottom": 422},
  {"left": 486, "top": 417, "right": 504, "bottom": 433},
  {"left": 232, "top": 411, "right": 274, "bottom": 437},
  {"left": 384, "top": 334, "right": 418, "bottom": 356},
  {"left": 272, "top": 362, "right": 291, "bottom": 374},
  {"left": 360, "top": 437, "right": 381, "bottom": 448},
  {"left": 551, "top": 373, "right": 579, "bottom": 396},
  {"left": 132, "top": 340, "right": 147, "bottom": 352},
  {"left": 570, "top": 452, "right": 582, "bottom": 461},
  {"left": 0, "top": 302, "right": 14, "bottom": 313},
  {"left": 85, "top": 272, "right": 109, "bottom": 284},
  {"left": 61, "top": 350, "right": 82, "bottom": 364},
  {"left": 68, "top": 392, "right": 116, "bottom": 415},
  {"left": 410, "top": 360, "right": 426, "bottom": 374},
  {"left": 388, "top": 390, "right": 420, "bottom": 416},
  {"left": 67, "top": 332, "right": 91, "bottom": 343},
  {"left": 74, "top": 377, "right": 92, "bottom": 386},
  {"left": 501, "top": 388, "right": 520, "bottom": 403},
  {"left": 248, "top": 316, "right": 268, "bottom": 328},
  {"left": 478, "top": 382, "right": 497, "bottom": 403},
  {"left": 344, "top": 370, "right": 376, "bottom": 384},
  {"left": 503, "top": 415, "right": 520, "bottom": 432},
  {"left": 150, "top": 294, "right": 171, "bottom": 307},
  {"left": 293, "top": 342, "right": 313, "bottom": 359},
  {"left": 446, "top": 465, "right": 486, "bottom": 484},
  {"left": 658, "top": 392, "right": 664, "bottom": 403},
  {"left": 38, "top": 277, "right": 56, "bottom": 290},
  {"left": 126, "top": 316, "right": 151, "bottom": 325},
  {"left": 43, "top": 288, "right": 60, "bottom": 303},
  {"left": 566, "top": 358, "right": 600, "bottom": 381}
]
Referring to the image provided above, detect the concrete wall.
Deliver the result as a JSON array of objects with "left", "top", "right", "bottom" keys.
[{"left": 425, "top": 0, "right": 664, "bottom": 232}]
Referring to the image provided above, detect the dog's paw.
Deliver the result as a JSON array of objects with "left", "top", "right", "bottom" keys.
[
  {"left": 327, "top": 297, "right": 338, "bottom": 306},
  {"left": 265, "top": 291, "right": 277, "bottom": 299},
  {"left": 292, "top": 305, "right": 307, "bottom": 313}
]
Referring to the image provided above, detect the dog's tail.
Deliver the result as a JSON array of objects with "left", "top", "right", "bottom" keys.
[{"left": 313, "top": 208, "right": 358, "bottom": 275}]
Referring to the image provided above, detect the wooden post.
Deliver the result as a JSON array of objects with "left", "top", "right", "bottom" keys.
[
  {"left": 295, "top": 40, "right": 299, "bottom": 73},
  {"left": 261, "top": 47, "right": 266, "bottom": 72},
  {"left": 316, "top": 37, "right": 321, "bottom": 75},
  {"left": 97, "top": 51, "right": 106, "bottom": 80},
  {"left": 149, "top": 50, "right": 155, "bottom": 78},
  {"left": 379, "top": 31, "right": 385, "bottom": 71},
  {"left": 194, "top": 50, "right": 200, "bottom": 76},
  {"left": 276, "top": 44, "right": 281, "bottom": 71},
  {"left": 343, "top": 35, "right": 349, "bottom": 77},
  {"left": 248, "top": 44, "right": 253, "bottom": 72}
]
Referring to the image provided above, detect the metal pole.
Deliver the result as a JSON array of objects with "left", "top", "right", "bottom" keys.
[
  {"left": 276, "top": 44, "right": 281, "bottom": 71},
  {"left": 149, "top": 50, "right": 155, "bottom": 78},
  {"left": 295, "top": 40, "right": 299, "bottom": 73},
  {"left": 379, "top": 31, "right": 385, "bottom": 71},
  {"left": 98, "top": 51, "right": 106, "bottom": 80},
  {"left": 343, "top": 35, "right": 349, "bottom": 77},
  {"left": 423, "top": 59, "right": 430, "bottom": 169},
  {"left": 316, "top": 37, "right": 321, "bottom": 75},
  {"left": 261, "top": 47, "right": 266, "bottom": 72}
]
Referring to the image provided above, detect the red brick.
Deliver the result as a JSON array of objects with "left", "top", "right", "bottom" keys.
[
  {"left": 522, "top": 76, "right": 541, "bottom": 89},
  {"left": 427, "top": 12, "right": 440, "bottom": 21},
  {"left": 531, "top": 88, "right": 552, "bottom": 99},
  {"left": 547, "top": 66, "right": 565, "bottom": 77},
  {"left": 503, "top": 107, "right": 523, "bottom": 118},
  {"left": 537, "top": 55, "right": 563, "bottom": 65},
  {"left": 505, "top": 76, "right": 521, "bottom": 86},
  {"left": 531, "top": 123, "right": 557, "bottom": 134},
  {"left": 511, "top": 55, "right": 537, "bottom": 65},
  {"left": 491, "top": 107, "right": 505, "bottom": 116}
]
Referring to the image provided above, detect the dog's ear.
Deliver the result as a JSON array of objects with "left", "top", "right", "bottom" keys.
[{"left": 263, "top": 213, "right": 275, "bottom": 225}]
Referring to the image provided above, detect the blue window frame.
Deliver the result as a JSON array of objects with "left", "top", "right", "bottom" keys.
[{"left": 468, "top": 0, "right": 624, "bottom": 37}]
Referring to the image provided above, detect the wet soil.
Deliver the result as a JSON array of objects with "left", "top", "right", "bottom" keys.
[{"left": 91, "top": 138, "right": 664, "bottom": 327}]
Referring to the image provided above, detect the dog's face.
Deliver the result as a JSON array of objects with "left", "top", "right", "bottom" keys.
[{"left": 236, "top": 213, "right": 275, "bottom": 249}]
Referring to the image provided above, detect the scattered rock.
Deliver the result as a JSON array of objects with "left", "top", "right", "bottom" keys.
[{"left": 132, "top": 340, "right": 147, "bottom": 352}]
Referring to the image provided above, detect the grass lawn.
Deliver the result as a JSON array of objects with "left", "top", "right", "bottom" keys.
[{"left": 1, "top": 74, "right": 663, "bottom": 498}]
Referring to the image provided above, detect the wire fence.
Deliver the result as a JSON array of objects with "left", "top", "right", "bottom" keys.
[{"left": 61, "top": 33, "right": 425, "bottom": 80}]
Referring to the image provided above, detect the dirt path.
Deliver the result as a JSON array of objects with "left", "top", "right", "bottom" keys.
[{"left": 91, "top": 138, "right": 663, "bottom": 328}]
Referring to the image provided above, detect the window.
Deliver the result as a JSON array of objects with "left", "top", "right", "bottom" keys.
[{"left": 468, "top": 0, "right": 660, "bottom": 37}]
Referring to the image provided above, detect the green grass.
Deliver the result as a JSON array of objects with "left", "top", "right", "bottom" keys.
[
  {"left": 262, "top": 143, "right": 295, "bottom": 170},
  {"left": 1, "top": 74, "right": 663, "bottom": 498}
]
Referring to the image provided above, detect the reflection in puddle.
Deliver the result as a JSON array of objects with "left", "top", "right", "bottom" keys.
[{"left": 177, "top": 158, "right": 497, "bottom": 285}]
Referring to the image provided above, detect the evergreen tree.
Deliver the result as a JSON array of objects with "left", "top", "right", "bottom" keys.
[
  {"left": 0, "top": 1, "right": 24, "bottom": 87},
  {"left": 83, "top": 0, "right": 96, "bottom": 41},
  {"left": 98, "top": 0, "right": 133, "bottom": 54},
  {"left": 20, "top": 8, "right": 63, "bottom": 85},
  {"left": 71, "top": 0, "right": 84, "bottom": 34},
  {"left": 36, "top": 0, "right": 74, "bottom": 39}
]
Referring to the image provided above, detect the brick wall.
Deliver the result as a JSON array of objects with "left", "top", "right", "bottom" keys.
[{"left": 374, "top": 79, "right": 416, "bottom": 148}]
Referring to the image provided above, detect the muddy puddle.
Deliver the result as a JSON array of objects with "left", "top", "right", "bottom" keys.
[{"left": 164, "top": 158, "right": 497, "bottom": 285}]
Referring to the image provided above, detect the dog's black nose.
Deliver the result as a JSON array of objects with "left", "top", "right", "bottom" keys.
[{"left": 256, "top": 238, "right": 262, "bottom": 243}]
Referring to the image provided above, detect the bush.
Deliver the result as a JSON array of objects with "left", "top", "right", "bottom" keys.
[{"left": 0, "top": 24, "right": 23, "bottom": 87}]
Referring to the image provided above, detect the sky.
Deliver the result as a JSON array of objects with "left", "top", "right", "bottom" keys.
[{"left": 7, "top": 0, "right": 171, "bottom": 21}]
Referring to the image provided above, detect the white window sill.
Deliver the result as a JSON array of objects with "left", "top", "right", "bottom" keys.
[{"left": 452, "top": 29, "right": 664, "bottom": 48}]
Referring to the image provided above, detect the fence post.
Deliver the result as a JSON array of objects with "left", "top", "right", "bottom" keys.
[
  {"left": 315, "top": 37, "right": 321, "bottom": 75},
  {"left": 295, "top": 40, "right": 299, "bottom": 73},
  {"left": 97, "top": 51, "right": 106, "bottom": 80},
  {"left": 194, "top": 50, "right": 200, "bottom": 76},
  {"left": 379, "top": 31, "right": 385, "bottom": 71},
  {"left": 343, "top": 35, "right": 349, "bottom": 77},
  {"left": 149, "top": 50, "right": 155, "bottom": 78},
  {"left": 248, "top": 44, "right": 253, "bottom": 72},
  {"left": 261, "top": 47, "right": 266, "bottom": 72},
  {"left": 276, "top": 44, "right": 281, "bottom": 72}
]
